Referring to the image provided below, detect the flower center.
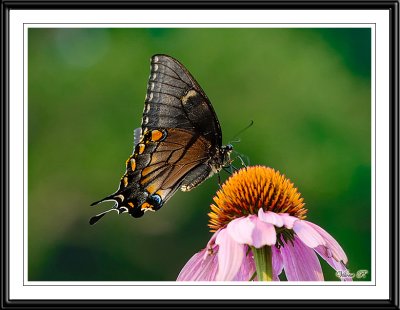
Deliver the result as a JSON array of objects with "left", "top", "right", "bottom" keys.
[{"left": 208, "top": 165, "right": 307, "bottom": 231}]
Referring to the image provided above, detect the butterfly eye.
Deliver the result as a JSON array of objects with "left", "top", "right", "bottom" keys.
[{"left": 225, "top": 144, "right": 233, "bottom": 152}]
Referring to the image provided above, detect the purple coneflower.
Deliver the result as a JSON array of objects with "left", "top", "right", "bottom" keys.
[{"left": 177, "top": 166, "right": 351, "bottom": 281}]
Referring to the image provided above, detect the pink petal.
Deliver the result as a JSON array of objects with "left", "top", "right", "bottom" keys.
[
  {"left": 226, "top": 217, "right": 255, "bottom": 245},
  {"left": 207, "top": 228, "right": 220, "bottom": 246},
  {"left": 258, "top": 209, "right": 284, "bottom": 227},
  {"left": 314, "top": 245, "right": 353, "bottom": 282},
  {"left": 272, "top": 246, "right": 283, "bottom": 281},
  {"left": 250, "top": 216, "right": 277, "bottom": 248},
  {"left": 177, "top": 247, "right": 219, "bottom": 281},
  {"left": 280, "top": 214, "right": 298, "bottom": 229},
  {"left": 233, "top": 247, "right": 257, "bottom": 281},
  {"left": 280, "top": 236, "right": 324, "bottom": 281},
  {"left": 228, "top": 215, "right": 277, "bottom": 248},
  {"left": 305, "top": 221, "right": 348, "bottom": 263},
  {"left": 203, "top": 229, "right": 221, "bottom": 260},
  {"left": 293, "top": 221, "right": 326, "bottom": 248},
  {"left": 215, "top": 228, "right": 245, "bottom": 281}
]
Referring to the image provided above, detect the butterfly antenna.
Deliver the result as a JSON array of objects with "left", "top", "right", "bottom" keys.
[
  {"left": 229, "top": 120, "right": 254, "bottom": 143},
  {"left": 230, "top": 137, "right": 241, "bottom": 144}
]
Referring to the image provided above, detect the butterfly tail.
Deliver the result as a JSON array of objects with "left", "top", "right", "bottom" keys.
[
  {"left": 89, "top": 208, "right": 121, "bottom": 225},
  {"left": 90, "top": 193, "right": 117, "bottom": 206},
  {"left": 89, "top": 193, "right": 124, "bottom": 225}
]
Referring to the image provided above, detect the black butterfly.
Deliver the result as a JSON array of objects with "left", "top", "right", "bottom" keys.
[{"left": 90, "top": 54, "right": 233, "bottom": 224}]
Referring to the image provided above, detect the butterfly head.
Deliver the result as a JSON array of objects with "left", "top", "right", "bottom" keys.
[
  {"left": 222, "top": 144, "right": 234, "bottom": 166},
  {"left": 211, "top": 144, "right": 234, "bottom": 174}
]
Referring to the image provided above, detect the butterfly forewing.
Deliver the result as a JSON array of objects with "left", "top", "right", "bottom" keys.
[
  {"left": 90, "top": 54, "right": 231, "bottom": 224},
  {"left": 144, "top": 55, "right": 222, "bottom": 146}
]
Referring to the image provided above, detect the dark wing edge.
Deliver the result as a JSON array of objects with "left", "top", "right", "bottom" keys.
[{"left": 152, "top": 54, "right": 210, "bottom": 101}]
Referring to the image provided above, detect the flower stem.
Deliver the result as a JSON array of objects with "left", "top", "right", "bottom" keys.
[{"left": 252, "top": 246, "right": 273, "bottom": 281}]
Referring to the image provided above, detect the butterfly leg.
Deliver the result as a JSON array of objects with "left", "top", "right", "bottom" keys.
[
  {"left": 222, "top": 166, "right": 231, "bottom": 175},
  {"left": 218, "top": 172, "right": 222, "bottom": 188},
  {"left": 237, "top": 154, "right": 247, "bottom": 167}
]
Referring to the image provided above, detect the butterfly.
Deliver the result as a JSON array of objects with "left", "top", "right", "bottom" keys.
[{"left": 90, "top": 54, "right": 233, "bottom": 224}]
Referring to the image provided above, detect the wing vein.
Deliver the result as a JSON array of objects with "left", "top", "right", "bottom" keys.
[
  {"left": 150, "top": 79, "right": 187, "bottom": 90},
  {"left": 151, "top": 70, "right": 191, "bottom": 88},
  {"left": 150, "top": 90, "right": 181, "bottom": 100},
  {"left": 153, "top": 61, "right": 193, "bottom": 88}
]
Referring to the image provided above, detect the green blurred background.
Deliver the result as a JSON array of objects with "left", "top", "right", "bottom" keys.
[{"left": 28, "top": 28, "right": 371, "bottom": 281}]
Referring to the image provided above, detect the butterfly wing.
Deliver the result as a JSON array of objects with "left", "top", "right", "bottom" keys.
[
  {"left": 90, "top": 55, "right": 226, "bottom": 223},
  {"left": 127, "top": 127, "right": 213, "bottom": 211},
  {"left": 144, "top": 54, "right": 222, "bottom": 146}
]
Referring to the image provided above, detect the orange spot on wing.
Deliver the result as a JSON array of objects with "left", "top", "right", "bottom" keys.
[
  {"left": 128, "top": 202, "right": 134, "bottom": 208},
  {"left": 141, "top": 202, "right": 153, "bottom": 211},
  {"left": 151, "top": 130, "right": 164, "bottom": 142},
  {"left": 146, "top": 183, "right": 157, "bottom": 194},
  {"left": 138, "top": 143, "right": 145, "bottom": 154},
  {"left": 130, "top": 158, "right": 136, "bottom": 171}
]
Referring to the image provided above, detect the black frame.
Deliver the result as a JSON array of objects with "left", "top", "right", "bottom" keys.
[{"left": 1, "top": 0, "right": 398, "bottom": 309}]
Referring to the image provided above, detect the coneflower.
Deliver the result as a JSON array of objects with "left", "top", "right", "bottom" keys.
[{"left": 177, "top": 166, "right": 351, "bottom": 281}]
